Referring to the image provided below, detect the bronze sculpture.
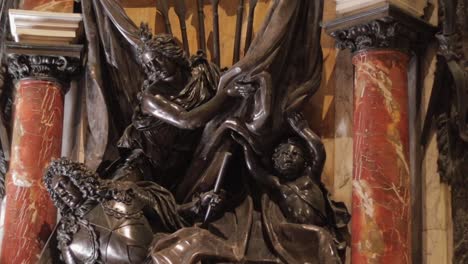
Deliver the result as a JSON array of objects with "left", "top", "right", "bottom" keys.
[
  {"left": 138, "top": 0, "right": 325, "bottom": 204},
  {"left": 44, "top": 158, "right": 220, "bottom": 264},
  {"left": 422, "top": 0, "right": 468, "bottom": 262},
  {"left": 40, "top": 0, "right": 352, "bottom": 263},
  {"left": 44, "top": 158, "right": 183, "bottom": 263},
  {"left": 117, "top": 28, "right": 219, "bottom": 189},
  {"left": 148, "top": 113, "right": 349, "bottom": 264},
  {"left": 234, "top": 113, "right": 349, "bottom": 246}
]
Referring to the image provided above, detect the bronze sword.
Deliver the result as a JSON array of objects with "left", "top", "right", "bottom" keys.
[{"left": 203, "top": 151, "right": 232, "bottom": 224}]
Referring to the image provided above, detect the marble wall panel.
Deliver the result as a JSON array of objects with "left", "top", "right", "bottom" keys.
[
  {"left": 20, "top": 0, "right": 74, "bottom": 13},
  {"left": 420, "top": 40, "right": 453, "bottom": 264}
]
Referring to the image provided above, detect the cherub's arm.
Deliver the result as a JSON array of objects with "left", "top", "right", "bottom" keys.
[
  {"left": 287, "top": 112, "right": 325, "bottom": 176},
  {"left": 232, "top": 134, "right": 281, "bottom": 190}
]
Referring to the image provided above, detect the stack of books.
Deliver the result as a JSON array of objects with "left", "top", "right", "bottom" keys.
[{"left": 9, "top": 9, "right": 82, "bottom": 45}]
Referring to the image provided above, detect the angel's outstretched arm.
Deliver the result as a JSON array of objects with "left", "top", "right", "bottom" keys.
[
  {"left": 140, "top": 91, "right": 228, "bottom": 130},
  {"left": 140, "top": 68, "right": 245, "bottom": 130}
]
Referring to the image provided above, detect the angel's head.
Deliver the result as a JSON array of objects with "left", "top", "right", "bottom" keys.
[
  {"left": 138, "top": 24, "right": 190, "bottom": 85},
  {"left": 272, "top": 138, "right": 307, "bottom": 181}
]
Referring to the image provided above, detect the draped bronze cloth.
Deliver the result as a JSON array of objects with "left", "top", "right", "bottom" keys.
[
  {"left": 81, "top": 0, "right": 144, "bottom": 170},
  {"left": 149, "top": 195, "right": 341, "bottom": 264},
  {"left": 81, "top": 0, "right": 323, "bottom": 174},
  {"left": 176, "top": 0, "right": 324, "bottom": 201},
  {"left": 145, "top": 1, "right": 339, "bottom": 263}
]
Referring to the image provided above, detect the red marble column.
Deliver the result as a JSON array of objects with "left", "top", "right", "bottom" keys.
[
  {"left": 1, "top": 79, "right": 63, "bottom": 263},
  {"left": 351, "top": 50, "right": 411, "bottom": 263}
]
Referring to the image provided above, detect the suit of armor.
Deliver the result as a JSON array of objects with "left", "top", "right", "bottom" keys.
[
  {"left": 61, "top": 199, "right": 153, "bottom": 264},
  {"left": 44, "top": 159, "right": 186, "bottom": 264}
]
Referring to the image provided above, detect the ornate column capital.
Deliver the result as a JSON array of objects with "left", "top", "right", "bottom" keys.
[
  {"left": 324, "top": 3, "right": 436, "bottom": 53},
  {"left": 5, "top": 42, "right": 83, "bottom": 86},
  {"left": 329, "top": 19, "right": 415, "bottom": 52},
  {"left": 7, "top": 54, "right": 80, "bottom": 84}
]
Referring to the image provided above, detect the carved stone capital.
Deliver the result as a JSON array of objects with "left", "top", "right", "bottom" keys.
[
  {"left": 7, "top": 54, "right": 80, "bottom": 84},
  {"left": 330, "top": 19, "right": 414, "bottom": 52},
  {"left": 4, "top": 42, "right": 83, "bottom": 86},
  {"left": 324, "top": 3, "right": 435, "bottom": 53}
]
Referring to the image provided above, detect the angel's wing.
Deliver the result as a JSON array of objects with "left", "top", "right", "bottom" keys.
[{"left": 81, "top": 0, "right": 145, "bottom": 169}]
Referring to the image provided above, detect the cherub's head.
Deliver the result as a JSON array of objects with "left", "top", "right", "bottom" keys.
[
  {"left": 138, "top": 24, "right": 190, "bottom": 85},
  {"left": 272, "top": 138, "right": 307, "bottom": 181},
  {"left": 44, "top": 158, "right": 101, "bottom": 215}
]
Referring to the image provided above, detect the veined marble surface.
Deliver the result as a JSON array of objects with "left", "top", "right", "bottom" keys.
[
  {"left": 335, "top": 0, "right": 428, "bottom": 17},
  {"left": 352, "top": 50, "right": 411, "bottom": 264},
  {"left": 422, "top": 135, "right": 452, "bottom": 264},
  {"left": 1, "top": 80, "right": 63, "bottom": 263},
  {"left": 420, "top": 43, "right": 453, "bottom": 264},
  {"left": 21, "top": 0, "right": 74, "bottom": 13}
]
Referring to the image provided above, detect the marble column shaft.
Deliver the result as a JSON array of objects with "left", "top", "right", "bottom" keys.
[
  {"left": 0, "top": 79, "right": 64, "bottom": 263},
  {"left": 351, "top": 50, "right": 411, "bottom": 263},
  {"left": 325, "top": 9, "right": 435, "bottom": 262},
  {"left": 0, "top": 51, "right": 80, "bottom": 263}
]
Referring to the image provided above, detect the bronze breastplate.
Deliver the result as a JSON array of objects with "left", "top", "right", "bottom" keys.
[{"left": 68, "top": 204, "right": 153, "bottom": 263}]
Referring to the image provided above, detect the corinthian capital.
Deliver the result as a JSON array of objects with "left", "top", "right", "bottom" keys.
[
  {"left": 8, "top": 54, "right": 80, "bottom": 84},
  {"left": 330, "top": 19, "right": 414, "bottom": 52},
  {"left": 5, "top": 42, "right": 82, "bottom": 85},
  {"left": 324, "top": 3, "right": 435, "bottom": 53}
]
